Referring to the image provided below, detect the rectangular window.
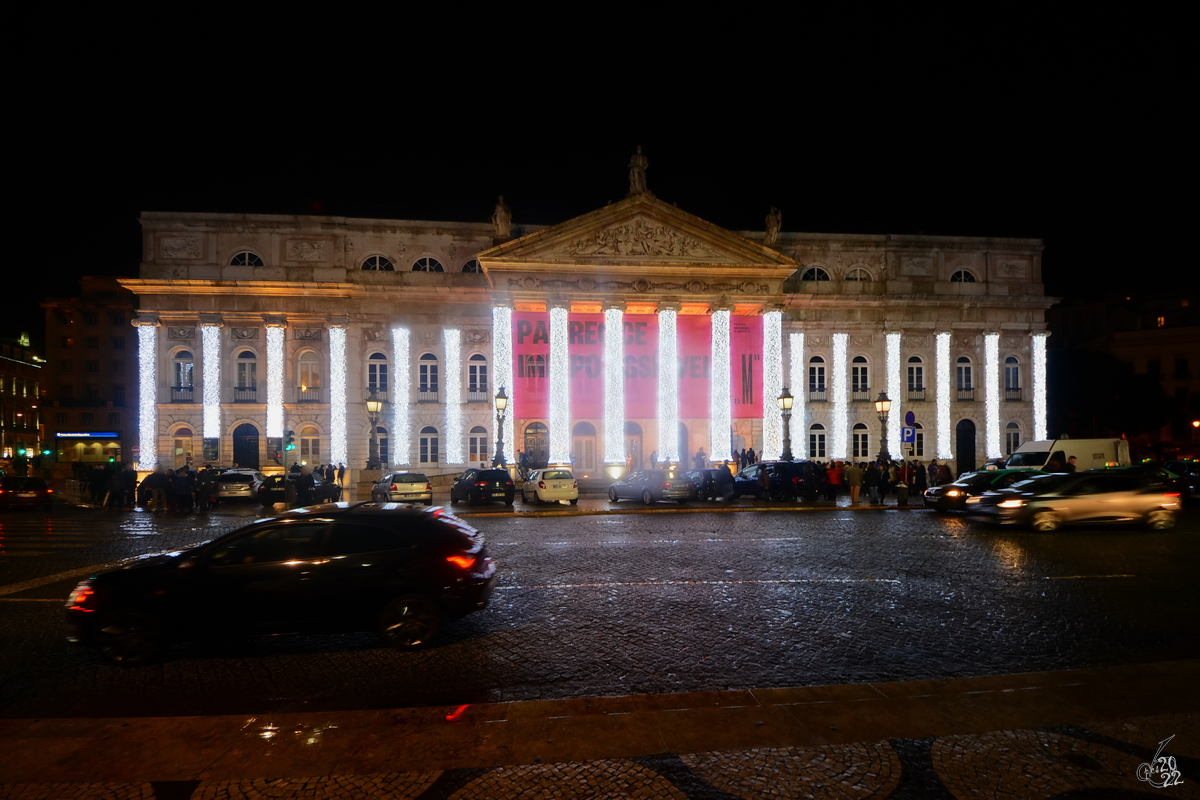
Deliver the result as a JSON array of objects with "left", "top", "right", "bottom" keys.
[
  {"left": 85, "top": 384, "right": 99, "bottom": 401},
  {"left": 809, "top": 431, "right": 826, "bottom": 458},
  {"left": 1175, "top": 357, "right": 1189, "bottom": 380},
  {"left": 112, "top": 386, "right": 125, "bottom": 404},
  {"left": 81, "top": 412, "right": 94, "bottom": 424},
  {"left": 175, "top": 361, "right": 194, "bottom": 387},
  {"left": 83, "top": 312, "right": 98, "bottom": 326},
  {"left": 852, "top": 430, "right": 870, "bottom": 459},
  {"left": 1005, "top": 429, "right": 1021, "bottom": 455},
  {"left": 468, "top": 435, "right": 489, "bottom": 463},
  {"left": 237, "top": 362, "right": 257, "bottom": 388},
  {"left": 808, "top": 364, "right": 826, "bottom": 393},
  {"left": 86, "top": 336, "right": 99, "bottom": 350},
  {"left": 299, "top": 361, "right": 321, "bottom": 389},
  {"left": 520, "top": 354, "right": 544, "bottom": 379},
  {"left": 60, "top": 360, "right": 72, "bottom": 373},
  {"left": 55, "top": 412, "right": 68, "bottom": 424},
  {"left": 368, "top": 362, "right": 389, "bottom": 392},
  {"left": 957, "top": 364, "right": 973, "bottom": 390},
  {"left": 1004, "top": 364, "right": 1020, "bottom": 390},
  {"left": 914, "top": 429, "right": 925, "bottom": 457},
  {"left": 60, "top": 384, "right": 73, "bottom": 399},
  {"left": 112, "top": 360, "right": 125, "bottom": 374},
  {"left": 468, "top": 362, "right": 488, "bottom": 393},
  {"left": 112, "top": 337, "right": 125, "bottom": 350},
  {"left": 109, "top": 312, "right": 125, "bottom": 326},
  {"left": 907, "top": 364, "right": 924, "bottom": 391},
  {"left": 419, "top": 362, "right": 439, "bottom": 392},
  {"left": 108, "top": 412, "right": 120, "bottom": 425},
  {"left": 85, "top": 360, "right": 99, "bottom": 373},
  {"left": 60, "top": 337, "right": 73, "bottom": 349},
  {"left": 419, "top": 434, "right": 440, "bottom": 463},
  {"left": 851, "top": 365, "right": 869, "bottom": 393}
]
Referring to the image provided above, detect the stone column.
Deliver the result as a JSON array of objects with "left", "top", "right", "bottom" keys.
[
  {"left": 327, "top": 320, "right": 348, "bottom": 468},
  {"left": 710, "top": 307, "right": 732, "bottom": 463},
  {"left": 133, "top": 315, "right": 160, "bottom": 470},
  {"left": 788, "top": 331, "right": 806, "bottom": 459},
  {"left": 935, "top": 331, "right": 953, "bottom": 460},
  {"left": 831, "top": 332, "right": 849, "bottom": 459},
  {"left": 491, "top": 305, "right": 515, "bottom": 465},
  {"left": 656, "top": 304, "right": 679, "bottom": 464},
  {"left": 444, "top": 327, "right": 463, "bottom": 465},
  {"left": 391, "top": 326, "right": 411, "bottom": 465},
  {"left": 761, "top": 309, "right": 783, "bottom": 460},
  {"left": 886, "top": 331, "right": 902, "bottom": 459},
  {"left": 984, "top": 332, "right": 1001, "bottom": 458},
  {"left": 264, "top": 316, "right": 287, "bottom": 440},
  {"left": 548, "top": 304, "right": 572, "bottom": 465},
  {"left": 1031, "top": 331, "right": 1048, "bottom": 441},
  {"left": 199, "top": 315, "right": 222, "bottom": 451},
  {"left": 603, "top": 302, "right": 626, "bottom": 468}
]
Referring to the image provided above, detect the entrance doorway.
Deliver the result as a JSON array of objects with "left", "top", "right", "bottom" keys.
[
  {"left": 955, "top": 419, "right": 977, "bottom": 477},
  {"left": 523, "top": 422, "right": 548, "bottom": 468},
  {"left": 232, "top": 423, "right": 260, "bottom": 469},
  {"left": 624, "top": 421, "right": 643, "bottom": 470},
  {"left": 572, "top": 421, "right": 597, "bottom": 475}
]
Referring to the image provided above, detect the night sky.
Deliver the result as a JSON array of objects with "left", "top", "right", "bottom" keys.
[{"left": 14, "top": 20, "right": 1187, "bottom": 346}]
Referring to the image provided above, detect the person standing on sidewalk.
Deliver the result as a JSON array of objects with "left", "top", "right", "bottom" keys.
[
  {"left": 844, "top": 461, "right": 863, "bottom": 504},
  {"left": 865, "top": 462, "right": 882, "bottom": 504},
  {"left": 337, "top": 463, "right": 346, "bottom": 487}
]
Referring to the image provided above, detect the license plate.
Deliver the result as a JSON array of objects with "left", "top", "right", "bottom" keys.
[
  {"left": 492, "top": 492, "right": 506, "bottom": 497},
  {"left": 18, "top": 493, "right": 36, "bottom": 498}
]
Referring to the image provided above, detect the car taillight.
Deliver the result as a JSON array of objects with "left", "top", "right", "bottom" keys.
[
  {"left": 476, "top": 480, "right": 488, "bottom": 487},
  {"left": 573, "top": 480, "right": 578, "bottom": 488},
  {"left": 390, "top": 483, "right": 398, "bottom": 491},
  {"left": 792, "top": 476, "right": 801, "bottom": 484},
  {"left": 67, "top": 581, "right": 96, "bottom": 612},
  {"left": 1165, "top": 492, "right": 1181, "bottom": 498},
  {"left": 47, "top": 488, "right": 54, "bottom": 493},
  {"left": 538, "top": 481, "right": 546, "bottom": 489},
  {"left": 446, "top": 555, "right": 475, "bottom": 569},
  {"left": 425, "top": 483, "right": 432, "bottom": 491},
  {"left": 662, "top": 482, "right": 671, "bottom": 488}
]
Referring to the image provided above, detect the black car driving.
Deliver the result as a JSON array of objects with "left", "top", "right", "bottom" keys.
[
  {"left": 257, "top": 472, "right": 343, "bottom": 507},
  {"left": 65, "top": 503, "right": 496, "bottom": 665},
  {"left": 449, "top": 468, "right": 515, "bottom": 506}
]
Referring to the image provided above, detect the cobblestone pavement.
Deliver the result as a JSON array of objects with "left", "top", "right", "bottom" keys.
[{"left": 2, "top": 501, "right": 1199, "bottom": 719}]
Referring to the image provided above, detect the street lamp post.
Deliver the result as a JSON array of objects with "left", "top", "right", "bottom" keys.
[
  {"left": 365, "top": 388, "right": 383, "bottom": 470},
  {"left": 778, "top": 387, "right": 794, "bottom": 461},
  {"left": 494, "top": 386, "right": 508, "bottom": 468},
  {"left": 874, "top": 391, "right": 892, "bottom": 464}
]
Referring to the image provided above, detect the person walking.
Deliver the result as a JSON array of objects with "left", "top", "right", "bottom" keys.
[
  {"left": 694, "top": 448, "right": 706, "bottom": 469},
  {"left": 295, "top": 465, "right": 316, "bottom": 507},
  {"left": 938, "top": 462, "right": 952, "bottom": 484},
  {"left": 913, "top": 460, "right": 928, "bottom": 495},
  {"left": 928, "top": 459, "right": 940, "bottom": 487},
  {"left": 865, "top": 462, "right": 882, "bottom": 505},
  {"left": 826, "top": 461, "right": 843, "bottom": 501},
  {"left": 337, "top": 463, "right": 346, "bottom": 487},
  {"left": 748, "top": 448, "right": 757, "bottom": 465},
  {"left": 844, "top": 461, "right": 863, "bottom": 504},
  {"left": 716, "top": 461, "right": 735, "bottom": 501}
]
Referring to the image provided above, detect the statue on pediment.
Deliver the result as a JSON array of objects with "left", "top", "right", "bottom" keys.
[
  {"left": 764, "top": 207, "right": 782, "bottom": 247},
  {"left": 491, "top": 195, "right": 512, "bottom": 239},
  {"left": 628, "top": 146, "right": 649, "bottom": 195}
]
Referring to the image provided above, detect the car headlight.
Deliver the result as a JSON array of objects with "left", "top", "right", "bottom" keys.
[
  {"left": 945, "top": 489, "right": 962, "bottom": 497},
  {"left": 999, "top": 499, "right": 1024, "bottom": 508}
]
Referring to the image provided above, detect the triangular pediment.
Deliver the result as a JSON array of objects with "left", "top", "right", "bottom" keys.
[{"left": 478, "top": 194, "right": 797, "bottom": 272}]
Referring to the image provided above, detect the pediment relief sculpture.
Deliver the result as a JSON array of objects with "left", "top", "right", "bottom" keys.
[
  {"left": 998, "top": 261, "right": 1027, "bottom": 279},
  {"left": 508, "top": 275, "right": 769, "bottom": 295},
  {"left": 566, "top": 218, "right": 721, "bottom": 260}
]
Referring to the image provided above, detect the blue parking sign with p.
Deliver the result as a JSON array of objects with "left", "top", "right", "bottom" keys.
[{"left": 901, "top": 426, "right": 916, "bottom": 443}]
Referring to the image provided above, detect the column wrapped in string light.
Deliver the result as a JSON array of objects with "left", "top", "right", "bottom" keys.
[
  {"left": 886, "top": 332, "right": 902, "bottom": 459},
  {"left": 936, "top": 332, "right": 953, "bottom": 459},
  {"left": 709, "top": 309, "right": 732, "bottom": 462},
  {"left": 201, "top": 325, "right": 221, "bottom": 438},
  {"left": 329, "top": 326, "right": 347, "bottom": 466},
  {"left": 984, "top": 332, "right": 1001, "bottom": 458},
  {"left": 761, "top": 310, "right": 783, "bottom": 460},
  {"left": 136, "top": 323, "right": 158, "bottom": 470},
  {"left": 604, "top": 306, "right": 625, "bottom": 463},
  {"left": 789, "top": 332, "right": 806, "bottom": 459},
  {"left": 831, "top": 333, "right": 848, "bottom": 459},
  {"left": 492, "top": 306, "right": 515, "bottom": 463},
  {"left": 657, "top": 307, "right": 679, "bottom": 463},
  {"left": 391, "top": 327, "right": 410, "bottom": 464},
  {"left": 1032, "top": 332, "right": 1048, "bottom": 441},
  {"left": 265, "top": 325, "right": 284, "bottom": 439},
  {"left": 548, "top": 306, "right": 571, "bottom": 464},
  {"left": 444, "top": 328, "right": 463, "bottom": 463}
]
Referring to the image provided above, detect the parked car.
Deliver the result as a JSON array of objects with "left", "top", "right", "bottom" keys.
[
  {"left": 923, "top": 469, "right": 1046, "bottom": 512},
  {"left": 65, "top": 503, "right": 496, "bottom": 665},
  {"left": 607, "top": 469, "right": 696, "bottom": 504},
  {"left": 214, "top": 470, "right": 265, "bottom": 500},
  {"left": 965, "top": 469, "right": 1180, "bottom": 531},
  {"left": 521, "top": 469, "right": 579, "bottom": 505},
  {"left": 686, "top": 469, "right": 722, "bottom": 501},
  {"left": 0, "top": 476, "right": 54, "bottom": 511},
  {"left": 257, "top": 473, "right": 342, "bottom": 507},
  {"left": 371, "top": 472, "right": 434, "bottom": 505},
  {"left": 732, "top": 461, "right": 827, "bottom": 501},
  {"left": 450, "top": 468, "right": 515, "bottom": 506}
]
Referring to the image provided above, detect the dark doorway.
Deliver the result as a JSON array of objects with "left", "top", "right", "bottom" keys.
[
  {"left": 955, "top": 419, "right": 977, "bottom": 477},
  {"left": 524, "top": 422, "right": 549, "bottom": 469},
  {"left": 624, "top": 421, "right": 643, "bottom": 470},
  {"left": 232, "top": 423, "right": 260, "bottom": 469}
]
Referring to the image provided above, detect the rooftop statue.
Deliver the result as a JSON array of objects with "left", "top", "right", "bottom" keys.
[
  {"left": 492, "top": 195, "right": 512, "bottom": 239},
  {"left": 764, "top": 206, "right": 782, "bottom": 247},
  {"left": 628, "top": 146, "right": 649, "bottom": 195}
]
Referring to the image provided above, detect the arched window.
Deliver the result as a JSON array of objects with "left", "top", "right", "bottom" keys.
[
  {"left": 230, "top": 251, "right": 264, "bottom": 267},
  {"left": 419, "top": 353, "right": 439, "bottom": 400},
  {"left": 521, "top": 353, "right": 546, "bottom": 378},
  {"left": 801, "top": 267, "right": 830, "bottom": 281},
  {"left": 461, "top": 258, "right": 482, "bottom": 273},
  {"left": 419, "top": 425, "right": 439, "bottom": 464},
  {"left": 852, "top": 356, "right": 870, "bottom": 399},
  {"left": 172, "top": 426, "right": 194, "bottom": 467},
  {"left": 845, "top": 267, "right": 872, "bottom": 281},
  {"left": 298, "top": 351, "right": 321, "bottom": 401},
  {"left": 376, "top": 426, "right": 390, "bottom": 467},
  {"left": 172, "top": 350, "right": 194, "bottom": 402},
  {"left": 907, "top": 356, "right": 925, "bottom": 399},
  {"left": 412, "top": 257, "right": 444, "bottom": 272},
  {"left": 299, "top": 425, "right": 320, "bottom": 464},
  {"left": 468, "top": 354, "right": 488, "bottom": 399},
  {"left": 468, "top": 425, "right": 490, "bottom": 465},
  {"left": 809, "top": 423, "right": 827, "bottom": 459},
  {"left": 367, "top": 352, "right": 388, "bottom": 395},
  {"left": 950, "top": 270, "right": 976, "bottom": 283},
  {"left": 808, "top": 355, "right": 827, "bottom": 398},
  {"left": 852, "top": 423, "right": 870, "bottom": 459},
  {"left": 1004, "top": 356, "right": 1021, "bottom": 400},
  {"left": 912, "top": 422, "right": 925, "bottom": 457},
  {"left": 361, "top": 255, "right": 394, "bottom": 271},
  {"left": 956, "top": 356, "right": 974, "bottom": 399},
  {"left": 1005, "top": 422, "right": 1021, "bottom": 455},
  {"left": 235, "top": 350, "right": 257, "bottom": 401}
]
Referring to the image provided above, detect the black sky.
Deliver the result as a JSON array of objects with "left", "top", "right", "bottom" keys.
[{"left": 13, "top": 16, "right": 1189, "bottom": 345}]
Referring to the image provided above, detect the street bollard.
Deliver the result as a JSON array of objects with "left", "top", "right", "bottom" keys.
[{"left": 897, "top": 483, "right": 909, "bottom": 506}]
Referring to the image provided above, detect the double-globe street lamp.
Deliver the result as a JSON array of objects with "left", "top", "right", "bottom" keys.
[
  {"left": 494, "top": 386, "right": 508, "bottom": 468},
  {"left": 778, "top": 387, "right": 794, "bottom": 461},
  {"left": 365, "top": 388, "right": 384, "bottom": 470},
  {"left": 874, "top": 391, "right": 892, "bottom": 464}
]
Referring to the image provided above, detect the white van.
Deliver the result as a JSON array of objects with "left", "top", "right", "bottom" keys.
[{"left": 1006, "top": 438, "right": 1130, "bottom": 472}]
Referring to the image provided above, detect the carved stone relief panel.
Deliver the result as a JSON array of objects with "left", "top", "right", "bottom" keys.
[
  {"left": 1002, "top": 335, "right": 1022, "bottom": 349},
  {"left": 162, "top": 238, "right": 202, "bottom": 259},
  {"left": 167, "top": 327, "right": 195, "bottom": 340},
  {"left": 286, "top": 240, "right": 328, "bottom": 262},
  {"left": 508, "top": 276, "right": 767, "bottom": 295},
  {"left": 231, "top": 327, "right": 259, "bottom": 340},
  {"left": 566, "top": 219, "right": 721, "bottom": 259},
  {"left": 464, "top": 329, "right": 491, "bottom": 344},
  {"left": 904, "top": 334, "right": 930, "bottom": 348},
  {"left": 997, "top": 261, "right": 1028, "bottom": 280},
  {"left": 416, "top": 331, "right": 439, "bottom": 345},
  {"left": 294, "top": 328, "right": 323, "bottom": 341},
  {"left": 956, "top": 334, "right": 977, "bottom": 349},
  {"left": 850, "top": 335, "right": 873, "bottom": 346},
  {"left": 808, "top": 335, "right": 830, "bottom": 347},
  {"left": 900, "top": 256, "right": 933, "bottom": 277},
  {"left": 363, "top": 329, "right": 387, "bottom": 342}
]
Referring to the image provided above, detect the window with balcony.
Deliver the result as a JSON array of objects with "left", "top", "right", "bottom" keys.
[
  {"left": 86, "top": 336, "right": 99, "bottom": 350},
  {"left": 907, "top": 356, "right": 925, "bottom": 401},
  {"left": 956, "top": 356, "right": 974, "bottom": 400},
  {"left": 418, "top": 353, "right": 439, "bottom": 401},
  {"left": 173, "top": 350, "right": 195, "bottom": 402},
  {"left": 84, "top": 312, "right": 98, "bottom": 326},
  {"left": 298, "top": 353, "right": 321, "bottom": 402},
  {"left": 851, "top": 356, "right": 870, "bottom": 400},
  {"left": 112, "top": 336, "right": 125, "bottom": 350},
  {"left": 109, "top": 312, "right": 125, "bottom": 327},
  {"left": 235, "top": 350, "right": 257, "bottom": 401},
  {"left": 808, "top": 356, "right": 827, "bottom": 401},
  {"left": 367, "top": 352, "right": 388, "bottom": 395},
  {"left": 1004, "top": 356, "right": 1021, "bottom": 401}
]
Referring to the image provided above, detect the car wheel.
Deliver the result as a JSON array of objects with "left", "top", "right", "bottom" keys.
[
  {"left": 379, "top": 594, "right": 442, "bottom": 650},
  {"left": 98, "top": 607, "right": 164, "bottom": 666},
  {"left": 608, "top": 487, "right": 619, "bottom": 502},
  {"left": 505, "top": 497, "right": 514, "bottom": 506},
  {"left": 423, "top": 499, "right": 432, "bottom": 506},
  {"left": 569, "top": 498, "right": 578, "bottom": 505},
  {"left": 642, "top": 490, "right": 654, "bottom": 505},
  {"left": 804, "top": 493, "right": 819, "bottom": 502},
  {"left": 1031, "top": 510, "right": 1062, "bottom": 532},
  {"left": 450, "top": 490, "right": 460, "bottom": 505},
  {"left": 1147, "top": 509, "right": 1177, "bottom": 530},
  {"left": 332, "top": 487, "right": 342, "bottom": 502}
]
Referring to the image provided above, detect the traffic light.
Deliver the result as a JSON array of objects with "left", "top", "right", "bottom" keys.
[
  {"left": 16, "top": 447, "right": 26, "bottom": 456},
  {"left": 285, "top": 431, "right": 296, "bottom": 451}
]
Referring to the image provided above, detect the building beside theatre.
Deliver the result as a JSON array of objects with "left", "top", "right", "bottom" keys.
[{"left": 121, "top": 162, "right": 1053, "bottom": 483}]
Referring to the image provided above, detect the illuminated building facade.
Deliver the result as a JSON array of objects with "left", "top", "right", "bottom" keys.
[{"left": 123, "top": 188, "right": 1052, "bottom": 481}]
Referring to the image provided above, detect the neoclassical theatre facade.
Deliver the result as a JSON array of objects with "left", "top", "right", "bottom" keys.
[{"left": 124, "top": 191, "right": 1052, "bottom": 482}]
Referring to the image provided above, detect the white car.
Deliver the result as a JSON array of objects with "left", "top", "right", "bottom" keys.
[
  {"left": 522, "top": 469, "right": 579, "bottom": 505},
  {"left": 214, "top": 470, "right": 266, "bottom": 499}
]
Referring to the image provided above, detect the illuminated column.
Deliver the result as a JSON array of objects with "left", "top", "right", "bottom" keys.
[
  {"left": 984, "top": 332, "right": 1001, "bottom": 458},
  {"left": 657, "top": 306, "right": 679, "bottom": 463},
  {"left": 492, "top": 306, "right": 515, "bottom": 463},
  {"left": 789, "top": 331, "right": 806, "bottom": 459},
  {"left": 886, "top": 331, "right": 902, "bottom": 459},
  {"left": 548, "top": 306, "right": 571, "bottom": 464},
  {"left": 936, "top": 331, "right": 953, "bottom": 459},
  {"left": 265, "top": 323, "right": 285, "bottom": 439},
  {"left": 444, "top": 328, "right": 463, "bottom": 463},
  {"left": 329, "top": 324, "right": 348, "bottom": 466},
  {"left": 391, "top": 327, "right": 410, "bottom": 464},
  {"left": 604, "top": 305, "right": 625, "bottom": 464},
  {"left": 135, "top": 320, "right": 159, "bottom": 470},
  {"left": 1032, "top": 331, "right": 1048, "bottom": 441},
  {"left": 201, "top": 322, "right": 221, "bottom": 439},
  {"left": 761, "top": 310, "right": 783, "bottom": 460},
  {"left": 709, "top": 309, "right": 732, "bottom": 462},
  {"left": 831, "top": 332, "right": 848, "bottom": 459}
]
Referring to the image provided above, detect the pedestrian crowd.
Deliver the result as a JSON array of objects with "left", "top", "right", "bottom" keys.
[{"left": 816, "top": 457, "right": 952, "bottom": 505}]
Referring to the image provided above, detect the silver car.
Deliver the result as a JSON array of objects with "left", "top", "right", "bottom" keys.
[
  {"left": 371, "top": 472, "right": 433, "bottom": 505},
  {"left": 214, "top": 470, "right": 265, "bottom": 500},
  {"left": 970, "top": 470, "right": 1180, "bottom": 531}
]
